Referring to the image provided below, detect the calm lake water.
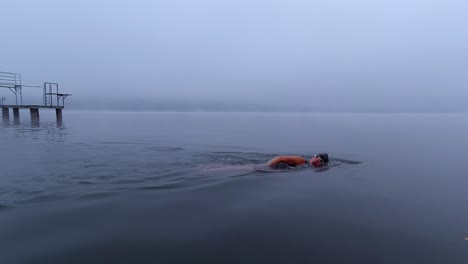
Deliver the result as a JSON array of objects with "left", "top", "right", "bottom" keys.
[{"left": 1, "top": 111, "right": 468, "bottom": 263}]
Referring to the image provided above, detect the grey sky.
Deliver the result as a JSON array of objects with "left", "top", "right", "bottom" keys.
[{"left": 1, "top": 0, "right": 467, "bottom": 111}]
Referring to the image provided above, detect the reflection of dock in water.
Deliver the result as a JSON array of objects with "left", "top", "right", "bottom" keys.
[{"left": 1, "top": 71, "right": 71, "bottom": 122}]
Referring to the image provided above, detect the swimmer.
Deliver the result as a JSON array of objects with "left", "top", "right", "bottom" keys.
[
  {"left": 201, "top": 153, "right": 359, "bottom": 176},
  {"left": 267, "top": 153, "right": 329, "bottom": 169}
]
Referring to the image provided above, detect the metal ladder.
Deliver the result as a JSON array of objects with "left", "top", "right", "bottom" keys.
[{"left": 43, "top": 82, "right": 59, "bottom": 106}]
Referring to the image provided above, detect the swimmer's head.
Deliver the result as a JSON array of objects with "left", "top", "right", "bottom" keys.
[{"left": 309, "top": 153, "right": 329, "bottom": 167}]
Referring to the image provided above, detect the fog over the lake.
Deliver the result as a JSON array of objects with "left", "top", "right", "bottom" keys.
[{"left": 1, "top": 0, "right": 467, "bottom": 112}]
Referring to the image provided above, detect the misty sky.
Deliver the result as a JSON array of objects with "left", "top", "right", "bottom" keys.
[{"left": 1, "top": 0, "right": 467, "bottom": 111}]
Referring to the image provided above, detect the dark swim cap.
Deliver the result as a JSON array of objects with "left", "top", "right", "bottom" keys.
[{"left": 316, "top": 153, "right": 329, "bottom": 164}]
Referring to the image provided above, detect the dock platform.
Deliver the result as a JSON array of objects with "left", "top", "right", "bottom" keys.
[{"left": 1, "top": 105, "right": 64, "bottom": 109}]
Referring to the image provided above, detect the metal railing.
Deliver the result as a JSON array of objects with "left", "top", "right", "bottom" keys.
[
  {"left": 1, "top": 71, "right": 71, "bottom": 107},
  {"left": 0, "top": 72, "right": 22, "bottom": 104},
  {"left": 0, "top": 72, "right": 21, "bottom": 87}
]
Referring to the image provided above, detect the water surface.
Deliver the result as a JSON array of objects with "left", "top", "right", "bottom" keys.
[{"left": 1, "top": 111, "right": 467, "bottom": 263}]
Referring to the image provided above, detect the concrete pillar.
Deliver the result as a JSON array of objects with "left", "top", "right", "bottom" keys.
[
  {"left": 30, "top": 108, "right": 39, "bottom": 121},
  {"left": 56, "top": 108, "right": 63, "bottom": 124},
  {"left": 13, "top": 108, "right": 20, "bottom": 122},
  {"left": 2, "top": 108, "right": 9, "bottom": 121},
  {"left": 56, "top": 108, "right": 62, "bottom": 119}
]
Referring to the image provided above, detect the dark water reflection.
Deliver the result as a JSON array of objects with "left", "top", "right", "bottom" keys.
[
  {"left": 2, "top": 117, "right": 64, "bottom": 134},
  {"left": 1, "top": 112, "right": 468, "bottom": 263}
]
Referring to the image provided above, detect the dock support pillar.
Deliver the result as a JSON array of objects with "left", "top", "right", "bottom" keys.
[
  {"left": 56, "top": 108, "right": 62, "bottom": 123},
  {"left": 2, "top": 108, "right": 9, "bottom": 121},
  {"left": 13, "top": 108, "right": 20, "bottom": 122},
  {"left": 30, "top": 108, "right": 39, "bottom": 122}
]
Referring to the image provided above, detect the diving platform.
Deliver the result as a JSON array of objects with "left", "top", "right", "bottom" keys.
[{"left": 1, "top": 72, "right": 71, "bottom": 122}]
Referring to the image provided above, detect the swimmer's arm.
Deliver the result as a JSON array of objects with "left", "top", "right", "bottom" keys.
[
  {"left": 267, "top": 157, "right": 282, "bottom": 166},
  {"left": 267, "top": 156, "right": 307, "bottom": 167}
]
